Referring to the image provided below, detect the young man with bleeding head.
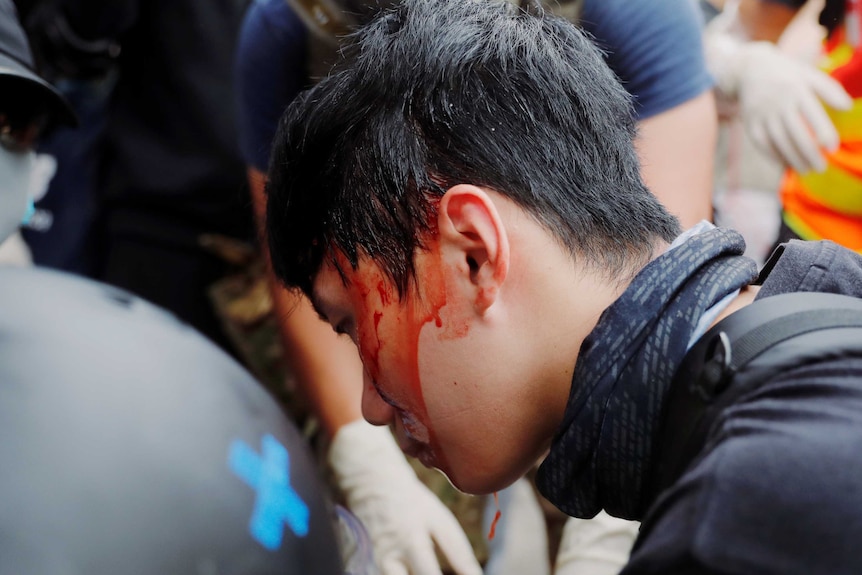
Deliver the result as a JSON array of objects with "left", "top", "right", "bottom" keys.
[{"left": 265, "top": 0, "right": 680, "bottom": 496}]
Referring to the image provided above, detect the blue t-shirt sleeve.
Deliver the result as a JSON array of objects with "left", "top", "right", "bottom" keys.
[
  {"left": 579, "top": 0, "right": 713, "bottom": 120},
  {"left": 234, "top": 0, "right": 308, "bottom": 172}
]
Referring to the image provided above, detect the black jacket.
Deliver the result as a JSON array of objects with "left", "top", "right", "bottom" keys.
[{"left": 624, "top": 240, "right": 862, "bottom": 575}]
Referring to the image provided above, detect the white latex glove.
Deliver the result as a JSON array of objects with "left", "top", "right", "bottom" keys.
[
  {"left": 706, "top": 32, "right": 853, "bottom": 174},
  {"left": 482, "top": 476, "right": 550, "bottom": 575},
  {"left": 553, "top": 511, "right": 639, "bottom": 575},
  {"left": 329, "top": 419, "right": 483, "bottom": 575}
]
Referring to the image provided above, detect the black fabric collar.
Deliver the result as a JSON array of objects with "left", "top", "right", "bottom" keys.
[{"left": 536, "top": 227, "right": 759, "bottom": 520}]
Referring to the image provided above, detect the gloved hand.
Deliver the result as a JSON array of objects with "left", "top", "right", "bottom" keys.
[
  {"left": 328, "top": 419, "right": 483, "bottom": 575},
  {"left": 706, "top": 32, "right": 853, "bottom": 174},
  {"left": 553, "top": 511, "right": 640, "bottom": 575}
]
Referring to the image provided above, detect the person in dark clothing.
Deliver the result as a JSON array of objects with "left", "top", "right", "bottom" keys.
[
  {"left": 95, "top": 0, "right": 254, "bottom": 353},
  {"left": 0, "top": 0, "right": 76, "bottom": 244},
  {"left": 15, "top": 0, "right": 128, "bottom": 274},
  {"left": 20, "top": 0, "right": 253, "bottom": 352},
  {"left": 263, "top": 0, "right": 862, "bottom": 573}
]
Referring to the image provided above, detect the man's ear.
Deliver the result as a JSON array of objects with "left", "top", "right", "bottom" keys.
[{"left": 437, "top": 184, "right": 510, "bottom": 312}]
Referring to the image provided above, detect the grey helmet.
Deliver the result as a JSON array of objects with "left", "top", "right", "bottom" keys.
[{"left": 0, "top": 267, "right": 343, "bottom": 575}]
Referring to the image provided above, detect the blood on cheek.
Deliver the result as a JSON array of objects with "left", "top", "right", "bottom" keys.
[
  {"left": 346, "top": 243, "right": 472, "bottom": 468},
  {"left": 349, "top": 264, "right": 435, "bottom": 418}
]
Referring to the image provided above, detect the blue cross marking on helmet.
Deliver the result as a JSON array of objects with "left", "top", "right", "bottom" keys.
[{"left": 229, "top": 434, "right": 310, "bottom": 550}]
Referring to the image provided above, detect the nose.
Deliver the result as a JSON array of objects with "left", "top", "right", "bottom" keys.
[{"left": 360, "top": 369, "right": 395, "bottom": 426}]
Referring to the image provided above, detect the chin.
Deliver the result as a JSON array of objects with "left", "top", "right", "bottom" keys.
[{"left": 442, "top": 461, "right": 528, "bottom": 496}]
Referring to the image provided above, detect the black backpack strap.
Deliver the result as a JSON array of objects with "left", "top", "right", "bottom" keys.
[
  {"left": 731, "top": 307, "right": 862, "bottom": 370},
  {"left": 646, "top": 292, "right": 862, "bottom": 510}
]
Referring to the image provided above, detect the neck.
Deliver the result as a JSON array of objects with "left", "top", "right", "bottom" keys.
[
  {"left": 504, "top": 234, "right": 632, "bottom": 447},
  {"left": 711, "top": 284, "right": 761, "bottom": 329},
  {"left": 536, "top": 238, "right": 673, "bottom": 410}
]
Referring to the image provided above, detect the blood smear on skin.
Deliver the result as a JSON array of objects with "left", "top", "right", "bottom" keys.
[{"left": 487, "top": 491, "right": 502, "bottom": 540}]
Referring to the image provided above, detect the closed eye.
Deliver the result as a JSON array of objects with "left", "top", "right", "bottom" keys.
[{"left": 333, "top": 319, "right": 356, "bottom": 342}]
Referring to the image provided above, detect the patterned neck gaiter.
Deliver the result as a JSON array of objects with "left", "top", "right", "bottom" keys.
[{"left": 536, "top": 227, "right": 759, "bottom": 521}]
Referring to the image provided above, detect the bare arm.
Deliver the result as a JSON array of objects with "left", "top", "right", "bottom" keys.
[
  {"left": 248, "top": 168, "right": 363, "bottom": 438},
  {"left": 635, "top": 90, "right": 718, "bottom": 228}
]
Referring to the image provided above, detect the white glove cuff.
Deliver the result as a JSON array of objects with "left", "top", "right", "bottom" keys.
[
  {"left": 704, "top": 32, "right": 747, "bottom": 98},
  {"left": 328, "top": 419, "right": 414, "bottom": 487}
]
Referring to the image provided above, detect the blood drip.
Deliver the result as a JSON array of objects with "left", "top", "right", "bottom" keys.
[{"left": 487, "top": 491, "right": 502, "bottom": 540}]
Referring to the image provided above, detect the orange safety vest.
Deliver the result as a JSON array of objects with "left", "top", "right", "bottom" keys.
[{"left": 780, "top": 1, "right": 862, "bottom": 251}]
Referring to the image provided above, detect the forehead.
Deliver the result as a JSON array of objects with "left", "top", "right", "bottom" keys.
[
  {"left": 309, "top": 254, "right": 393, "bottom": 319},
  {"left": 310, "top": 251, "right": 420, "bottom": 328}
]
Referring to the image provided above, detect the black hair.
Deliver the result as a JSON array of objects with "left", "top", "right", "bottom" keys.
[{"left": 266, "top": 0, "right": 681, "bottom": 298}]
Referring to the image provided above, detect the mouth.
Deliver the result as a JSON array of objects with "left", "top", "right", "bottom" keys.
[
  {"left": 401, "top": 440, "right": 436, "bottom": 468},
  {"left": 395, "top": 425, "right": 436, "bottom": 468},
  {"left": 398, "top": 438, "right": 422, "bottom": 459},
  {"left": 391, "top": 406, "right": 437, "bottom": 467}
]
